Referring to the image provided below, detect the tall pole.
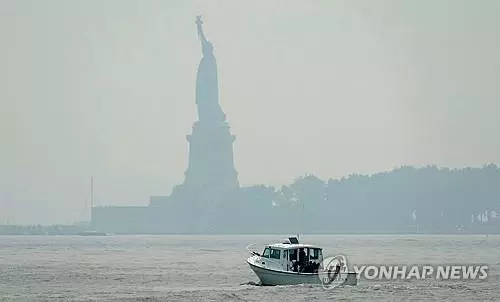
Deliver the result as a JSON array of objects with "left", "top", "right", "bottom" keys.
[{"left": 90, "top": 176, "right": 94, "bottom": 223}]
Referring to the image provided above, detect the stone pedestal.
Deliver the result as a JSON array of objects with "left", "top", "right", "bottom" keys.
[{"left": 183, "top": 120, "right": 239, "bottom": 195}]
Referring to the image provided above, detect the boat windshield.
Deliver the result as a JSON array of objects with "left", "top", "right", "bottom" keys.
[
  {"left": 262, "top": 247, "right": 271, "bottom": 258},
  {"left": 270, "top": 248, "right": 281, "bottom": 259},
  {"left": 310, "top": 248, "right": 321, "bottom": 260}
]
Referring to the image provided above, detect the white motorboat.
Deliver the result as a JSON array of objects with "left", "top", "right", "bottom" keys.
[{"left": 246, "top": 236, "right": 357, "bottom": 287}]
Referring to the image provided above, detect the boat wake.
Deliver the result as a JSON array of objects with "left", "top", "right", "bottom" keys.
[{"left": 240, "top": 281, "right": 262, "bottom": 286}]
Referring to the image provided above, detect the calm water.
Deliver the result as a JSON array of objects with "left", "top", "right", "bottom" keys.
[{"left": 0, "top": 235, "right": 499, "bottom": 301}]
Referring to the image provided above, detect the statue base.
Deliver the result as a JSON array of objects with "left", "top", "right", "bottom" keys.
[{"left": 183, "top": 119, "right": 239, "bottom": 196}]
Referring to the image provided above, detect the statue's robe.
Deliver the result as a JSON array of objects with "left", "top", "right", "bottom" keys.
[{"left": 195, "top": 42, "right": 225, "bottom": 124}]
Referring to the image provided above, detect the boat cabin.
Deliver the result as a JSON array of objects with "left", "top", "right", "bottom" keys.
[{"left": 260, "top": 237, "right": 323, "bottom": 273}]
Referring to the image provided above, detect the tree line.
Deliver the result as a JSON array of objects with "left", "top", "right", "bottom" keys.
[{"left": 229, "top": 164, "right": 500, "bottom": 234}]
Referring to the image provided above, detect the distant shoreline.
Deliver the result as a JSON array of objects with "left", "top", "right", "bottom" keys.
[{"left": 1, "top": 225, "right": 498, "bottom": 236}]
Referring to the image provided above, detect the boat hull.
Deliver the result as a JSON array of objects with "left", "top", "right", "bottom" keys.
[
  {"left": 248, "top": 261, "right": 320, "bottom": 285},
  {"left": 247, "top": 260, "right": 358, "bottom": 287}
]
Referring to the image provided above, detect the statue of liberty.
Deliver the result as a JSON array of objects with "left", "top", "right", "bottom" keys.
[{"left": 195, "top": 16, "right": 226, "bottom": 124}]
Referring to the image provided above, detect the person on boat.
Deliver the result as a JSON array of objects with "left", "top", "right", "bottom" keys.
[
  {"left": 305, "top": 261, "right": 314, "bottom": 273},
  {"left": 299, "top": 248, "right": 306, "bottom": 264},
  {"left": 335, "top": 263, "right": 341, "bottom": 279},
  {"left": 313, "top": 261, "right": 320, "bottom": 273},
  {"left": 328, "top": 262, "right": 341, "bottom": 281},
  {"left": 298, "top": 248, "right": 306, "bottom": 272},
  {"left": 289, "top": 249, "right": 298, "bottom": 272}
]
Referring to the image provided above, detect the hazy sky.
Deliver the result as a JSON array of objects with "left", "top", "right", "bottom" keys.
[{"left": 1, "top": 0, "right": 499, "bottom": 224}]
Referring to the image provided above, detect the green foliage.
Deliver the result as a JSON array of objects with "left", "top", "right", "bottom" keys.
[{"left": 238, "top": 165, "right": 500, "bottom": 233}]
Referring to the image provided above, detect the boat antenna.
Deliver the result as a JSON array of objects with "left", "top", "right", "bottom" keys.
[
  {"left": 301, "top": 202, "right": 304, "bottom": 238},
  {"left": 296, "top": 200, "right": 304, "bottom": 241}
]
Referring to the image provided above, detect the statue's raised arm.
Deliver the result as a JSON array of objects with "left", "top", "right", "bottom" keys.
[
  {"left": 196, "top": 15, "right": 213, "bottom": 56},
  {"left": 196, "top": 16, "right": 206, "bottom": 43}
]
